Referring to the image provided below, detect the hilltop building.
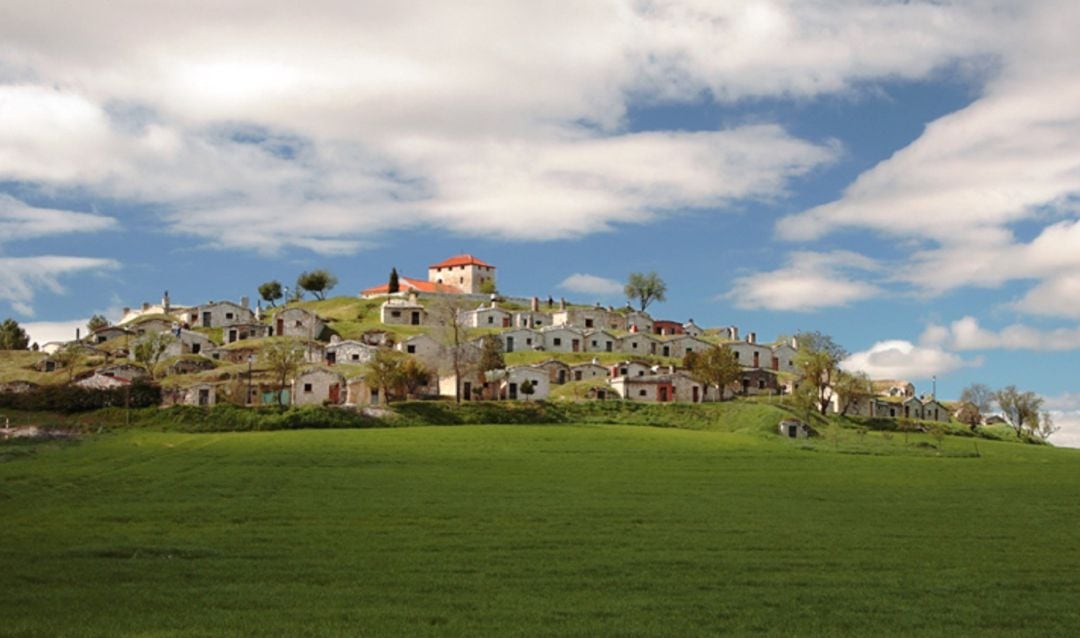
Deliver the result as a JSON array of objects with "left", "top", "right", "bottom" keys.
[{"left": 362, "top": 254, "right": 495, "bottom": 297}]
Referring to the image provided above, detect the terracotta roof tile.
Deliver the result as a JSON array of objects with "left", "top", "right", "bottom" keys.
[{"left": 429, "top": 254, "right": 493, "bottom": 269}]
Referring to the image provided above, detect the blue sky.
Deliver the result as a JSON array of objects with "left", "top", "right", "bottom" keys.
[{"left": 2, "top": 1, "right": 1079, "bottom": 444}]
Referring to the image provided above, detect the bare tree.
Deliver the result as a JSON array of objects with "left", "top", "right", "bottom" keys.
[
  {"left": 995, "top": 385, "right": 1043, "bottom": 439},
  {"left": 132, "top": 333, "right": 175, "bottom": 380},
  {"left": 261, "top": 339, "right": 306, "bottom": 407},
  {"left": 833, "top": 369, "right": 873, "bottom": 416},
  {"left": 960, "top": 383, "right": 994, "bottom": 414},
  {"left": 429, "top": 297, "right": 478, "bottom": 404}
]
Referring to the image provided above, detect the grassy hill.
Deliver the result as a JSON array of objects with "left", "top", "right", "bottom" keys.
[{"left": 2, "top": 422, "right": 1078, "bottom": 636}]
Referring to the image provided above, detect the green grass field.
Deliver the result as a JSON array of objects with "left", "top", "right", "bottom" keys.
[{"left": 2, "top": 425, "right": 1079, "bottom": 637}]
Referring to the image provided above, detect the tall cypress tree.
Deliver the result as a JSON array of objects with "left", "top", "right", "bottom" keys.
[{"left": 388, "top": 268, "right": 400, "bottom": 294}]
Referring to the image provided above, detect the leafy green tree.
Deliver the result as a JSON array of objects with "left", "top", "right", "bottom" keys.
[
  {"left": 261, "top": 340, "right": 306, "bottom": 407},
  {"left": 86, "top": 314, "right": 110, "bottom": 333},
  {"left": 479, "top": 279, "right": 497, "bottom": 295},
  {"left": 624, "top": 272, "right": 667, "bottom": 312},
  {"left": 955, "top": 401, "right": 983, "bottom": 432},
  {"left": 684, "top": 346, "right": 740, "bottom": 401},
  {"left": 520, "top": 378, "right": 536, "bottom": 402},
  {"left": 995, "top": 385, "right": 1043, "bottom": 439},
  {"left": 399, "top": 357, "right": 431, "bottom": 400},
  {"left": 388, "top": 268, "right": 400, "bottom": 294},
  {"left": 365, "top": 349, "right": 430, "bottom": 402},
  {"left": 133, "top": 333, "right": 175, "bottom": 379},
  {"left": 478, "top": 335, "right": 505, "bottom": 375},
  {"left": 794, "top": 331, "right": 848, "bottom": 416},
  {"left": 0, "top": 318, "right": 30, "bottom": 350},
  {"left": 259, "top": 280, "right": 284, "bottom": 307},
  {"left": 833, "top": 369, "right": 873, "bottom": 416},
  {"left": 296, "top": 269, "right": 338, "bottom": 301}
]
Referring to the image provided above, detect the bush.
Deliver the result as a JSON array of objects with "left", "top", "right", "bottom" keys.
[{"left": 0, "top": 381, "right": 161, "bottom": 413}]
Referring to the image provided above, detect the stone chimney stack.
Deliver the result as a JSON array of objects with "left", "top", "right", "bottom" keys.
[
  {"left": 75, "top": 327, "right": 81, "bottom": 341},
  {"left": 747, "top": 332, "right": 757, "bottom": 344},
  {"left": 791, "top": 336, "right": 799, "bottom": 349},
  {"left": 241, "top": 296, "right": 250, "bottom": 309},
  {"left": 141, "top": 302, "right": 150, "bottom": 311},
  {"left": 731, "top": 326, "right": 739, "bottom": 341},
  {"left": 559, "top": 297, "right": 567, "bottom": 310},
  {"left": 531, "top": 296, "right": 540, "bottom": 312},
  {"left": 162, "top": 290, "right": 171, "bottom": 314}
]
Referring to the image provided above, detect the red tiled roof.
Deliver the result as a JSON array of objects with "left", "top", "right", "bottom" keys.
[
  {"left": 429, "top": 254, "right": 493, "bottom": 269},
  {"left": 361, "top": 276, "right": 459, "bottom": 296}
]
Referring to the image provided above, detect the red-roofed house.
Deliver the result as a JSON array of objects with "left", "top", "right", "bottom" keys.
[
  {"left": 360, "top": 255, "right": 496, "bottom": 297},
  {"left": 427, "top": 254, "right": 496, "bottom": 294}
]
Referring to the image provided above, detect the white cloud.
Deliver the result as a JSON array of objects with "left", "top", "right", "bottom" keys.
[
  {"left": 559, "top": 273, "right": 624, "bottom": 297},
  {"left": 0, "top": 0, "right": 1001, "bottom": 254},
  {"left": 841, "top": 339, "right": 976, "bottom": 381},
  {"left": 20, "top": 319, "right": 85, "bottom": 346},
  {"left": 0, "top": 256, "right": 118, "bottom": 316},
  {"left": 1043, "top": 394, "right": 1080, "bottom": 450},
  {"left": 922, "top": 316, "right": 1080, "bottom": 352},
  {"left": 726, "top": 250, "right": 882, "bottom": 311},
  {"left": 0, "top": 194, "right": 116, "bottom": 241}
]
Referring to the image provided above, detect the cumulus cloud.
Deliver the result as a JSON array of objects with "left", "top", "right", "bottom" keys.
[
  {"left": 921, "top": 316, "right": 1080, "bottom": 351},
  {"left": 0, "top": 0, "right": 1001, "bottom": 254},
  {"left": 772, "top": 1, "right": 1080, "bottom": 322},
  {"left": 0, "top": 256, "right": 118, "bottom": 316},
  {"left": 559, "top": 273, "right": 625, "bottom": 297},
  {"left": 1041, "top": 394, "right": 1080, "bottom": 449},
  {"left": 0, "top": 194, "right": 116, "bottom": 241},
  {"left": 841, "top": 339, "right": 977, "bottom": 381},
  {"left": 726, "top": 251, "right": 882, "bottom": 311}
]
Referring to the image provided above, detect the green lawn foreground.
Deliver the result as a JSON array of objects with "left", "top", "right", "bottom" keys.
[{"left": 2, "top": 426, "right": 1079, "bottom": 637}]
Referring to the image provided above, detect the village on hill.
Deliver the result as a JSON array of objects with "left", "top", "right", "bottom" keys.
[{"left": 1, "top": 253, "right": 957, "bottom": 426}]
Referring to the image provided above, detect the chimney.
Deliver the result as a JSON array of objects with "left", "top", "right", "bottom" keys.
[
  {"left": 75, "top": 327, "right": 81, "bottom": 341},
  {"left": 531, "top": 296, "right": 540, "bottom": 312},
  {"left": 559, "top": 297, "right": 567, "bottom": 310},
  {"left": 162, "top": 290, "right": 171, "bottom": 314},
  {"left": 408, "top": 292, "right": 418, "bottom": 304},
  {"left": 241, "top": 296, "right": 250, "bottom": 309},
  {"left": 731, "top": 326, "right": 739, "bottom": 341},
  {"left": 123, "top": 307, "right": 130, "bottom": 316},
  {"left": 791, "top": 336, "right": 799, "bottom": 349},
  {"left": 747, "top": 332, "right": 757, "bottom": 344},
  {"left": 142, "top": 302, "right": 150, "bottom": 311}
]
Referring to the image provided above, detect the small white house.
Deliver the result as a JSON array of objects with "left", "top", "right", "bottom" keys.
[
  {"left": 584, "top": 329, "right": 618, "bottom": 353},
  {"left": 381, "top": 297, "right": 426, "bottom": 326},
  {"left": 273, "top": 307, "right": 326, "bottom": 339},
  {"left": 501, "top": 366, "right": 550, "bottom": 401},
  {"left": 541, "top": 327, "right": 585, "bottom": 353},
  {"left": 396, "top": 334, "right": 443, "bottom": 361},
  {"left": 618, "top": 333, "right": 659, "bottom": 357},
  {"left": 291, "top": 368, "right": 346, "bottom": 406},
  {"left": 500, "top": 328, "right": 542, "bottom": 353},
  {"left": 191, "top": 300, "right": 255, "bottom": 328},
  {"left": 461, "top": 303, "right": 513, "bottom": 329},
  {"left": 326, "top": 340, "right": 379, "bottom": 365},
  {"left": 569, "top": 362, "right": 608, "bottom": 382}
]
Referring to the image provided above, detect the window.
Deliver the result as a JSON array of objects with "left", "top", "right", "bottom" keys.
[
  {"left": 639, "top": 389, "right": 647, "bottom": 397},
  {"left": 632, "top": 342, "right": 638, "bottom": 349},
  {"left": 407, "top": 345, "right": 416, "bottom": 354},
  {"left": 526, "top": 338, "right": 533, "bottom": 345},
  {"left": 391, "top": 311, "right": 401, "bottom": 318},
  {"left": 351, "top": 354, "right": 360, "bottom": 361},
  {"left": 295, "top": 320, "right": 303, "bottom": 327},
  {"left": 585, "top": 319, "right": 594, "bottom": 328},
  {"left": 758, "top": 379, "right": 766, "bottom": 389},
  {"left": 734, "top": 351, "right": 740, "bottom": 359},
  {"left": 304, "top": 383, "right": 313, "bottom": 393},
  {"left": 488, "top": 316, "right": 494, "bottom": 324},
  {"left": 553, "top": 338, "right": 562, "bottom": 346},
  {"left": 591, "top": 340, "right": 597, "bottom": 347}
]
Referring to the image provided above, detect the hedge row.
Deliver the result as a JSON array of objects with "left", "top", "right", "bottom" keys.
[{"left": 0, "top": 382, "right": 161, "bottom": 413}]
